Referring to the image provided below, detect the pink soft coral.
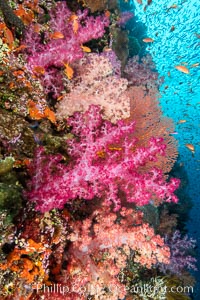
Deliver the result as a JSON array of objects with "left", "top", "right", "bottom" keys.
[
  {"left": 23, "top": 2, "right": 109, "bottom": 97},
  {"left": 25, "top": 105, "right": 180, "bottom": 212},
  {"left": 24, "top": 2, "right": 109, "bottom": 70},
  {"left": 56, "top": 53, "right": 130, "bottom": 123},
  {"left": 54, "top": 207, "right": 170, "bottom": 300}
]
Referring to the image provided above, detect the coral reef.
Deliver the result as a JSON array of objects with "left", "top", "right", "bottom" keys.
[{"left": 0, "top": 1, "right": 197, "bottom": 299}]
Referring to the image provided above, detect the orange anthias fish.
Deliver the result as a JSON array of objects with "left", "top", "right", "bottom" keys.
[
  {"left": 81, "top": 45, "right": 91, "bottom": 52},
  {"left": 178, "top": 119, "right": 187, "bottom": 124},
  {"left": 69, "top": 14, "right": 79, "bottom": 34},
  {"left": 143, "top": 37, "right": 154, "bottom": 43},
  {"left": 14, "top": 158, "right": 31, "bottom": 168},
  {"left": 63, "top": 63, "right": 74, "bottom": 80},
  {"left": 185, "top": 143, "right": 195, "bottom": 153},
  {"left": 169, "top": 4, "right": 178, "bottom": 9},
  {"left": 57, "top": 94, "right": 65, "bottom": 101},
  {"left": 175, "top": 65, "right": 190, "bottom": 74},
  {"left": 72, "top": 20, "right": 79, "bottom": 34},
  {"left": 191, "top": 63, "right": 199, "bottom": 68},
  {"left": 49, "top": 31, "right": 64, "bottom": 39}
]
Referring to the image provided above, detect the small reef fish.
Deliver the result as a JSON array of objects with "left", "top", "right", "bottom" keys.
[
  {"left": 81, "top": 45, "right": 91, "bottom": 52},
  {"left": 177, "top": 119, "right": 187, "bottom": 124},
  {"left": 169, "top": 4, "right": 178, "bottom": 8},
  {"left": 69, "top": 14, "right": 79, "bottom": 34},
  {"left": 167, "top": 4, "right": 178, "bottom": 12},
  {"left": 143, "top": 38, "right": 154, "bottom": 43},
  {"left": 185, "top": 143, "right": 195, "bottom": 154},
  {"left": 57, "top": 94, "right": 65, "bottom": 101},
  {"left": 29, "top": 121, "right": 39, "bottom": 129},
  {"left": 170, "top": 25, "right": 175, "bottom": 32},
  {"left": 190, "top": 63, "right": 199, "bottom": 68},
  {"left": 175, "top": 65, "right": 190, "bottom": 74},
  {"left": 49, "top": 31, "right": 64, "bottom": 39},
  {"left": 64, "top": 63, "right": 74, "bottom": 80}
]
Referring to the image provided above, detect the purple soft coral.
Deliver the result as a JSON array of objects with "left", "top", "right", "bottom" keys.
[
  {"left": 25, "top": 105, "right": 180, "bottom": 212},
  {"left": 159, "top": 230, "right": 197, "bottom": 275}
]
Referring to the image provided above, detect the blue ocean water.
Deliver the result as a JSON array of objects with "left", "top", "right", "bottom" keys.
[{"left": 124, "top": 0, "right": 200, "bottom": 297}]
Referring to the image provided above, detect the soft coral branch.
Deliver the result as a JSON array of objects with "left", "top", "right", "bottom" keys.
[{"left": 25, "top": 105, "right": 180, "bottom": 212}]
